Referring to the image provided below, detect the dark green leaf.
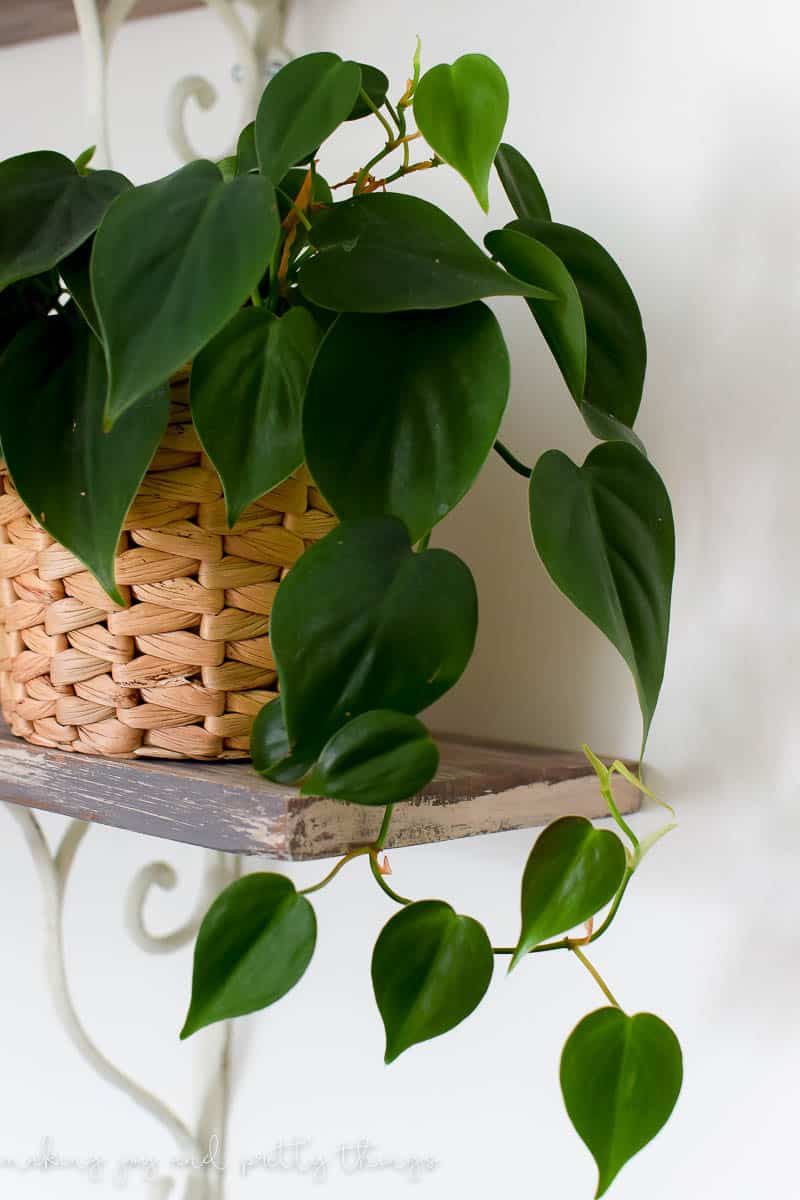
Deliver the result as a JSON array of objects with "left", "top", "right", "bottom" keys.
[
  {"left": 191, "top": 306, "right": 320, "bottom": 526},
  {"left": 255, "top": 52, "right": 362, "bottom": 183},
  {"left": 60, "top": 238, "right": 99, "bottom": 338},
  {"left": 91, "top": 160, "right": 279, "bottom": 423},
  {"left": 414, "top": 54, "right": 508, "bottom": 212},
  {"left": 348, "top": 64, "right": 390, "bottom": 120},
  {"left": 561, "top": 1008, "right": 682, "bottom": 1196},
  {"left": 302, "top": 710, "right": 439, "bottom": 805},
  {"left": 303, "top": 304, "right": 508, "bottom": 542},
  {"left": 298, "top": 193, "right": 555, "bottom": 312},
  {"left": 0, "top": 270, "right": 62, "bottom": 353},
  {"left": 506, "top": 217, "right": 646, "bottom": 426},
  {"left": 495, "top": 143, "right": 551, "bottom": 221},
  {"left": 0, "top": 150, "right": 130, "bottom": 290},
  {"left": 511, "top": 817, "right": 627, "bottom": 967},
  {"left": 529, "top": 444, "right": 674, "bottom": 744},
  {"left": 270, "top": 517, "right": 477, "bottom": 757},
  {"left": 0, "top": 317, "right": 168, "bottom": 603},
  {"left": 251, "top": 697, "right": 316, "bottom": 784},
  {"left": 235, "top": 121, "right": 258, "bottom": 175},
  {"left": 181, "top": 873, "right": 316, "bottom": 1038},
  {"left": 372, "top": 900, "right": 493, "bottom": 1062},
  {"left": 486, "top": 226, "right": 586, "bottom": 399}
]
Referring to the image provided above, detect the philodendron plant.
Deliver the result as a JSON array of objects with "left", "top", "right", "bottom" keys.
[{"left": 0, "top": 45, "right": 680, "bottom": 1194}]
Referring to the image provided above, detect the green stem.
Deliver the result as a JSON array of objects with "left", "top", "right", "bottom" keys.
[
  {"left": 369, "top": 850, "right": 412, "bottom": 905},
  {"left": 493, "top": 440, "right": 532, "bottom": 479},
  {"left": 359, "top": 88, "right": 395, "bottom": 141},
  {"left": 298, "top": 846, "right": 371, "bottom": 896},
  {"left": 415, "top": 531, "right": 431, "bottom": 553},
  {"left": 570, "top": 944, "right": 622, "bottom": 1009},
  {"left": 375, "top": 804, "right": 395, "bottom": 850},
  {"left": 276, "top": 187, "right": 313, "bottom": 232},
  {"left": 384, "top": 98, "right": 403, "bottom": 136},
  {"left": 249, "top": 288, "right": 262, "bottom": 308},
  {"left": 589, "top": 868, "right": 633, "bottom": 942}
]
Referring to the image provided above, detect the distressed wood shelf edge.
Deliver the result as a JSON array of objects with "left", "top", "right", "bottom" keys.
[{"left": 0, "top": 724, "right": 639, "bottom": 860}]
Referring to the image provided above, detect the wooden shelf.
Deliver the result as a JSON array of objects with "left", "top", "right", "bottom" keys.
[{"left": 0, "top": 724, "right": 638, "bottom": 860}]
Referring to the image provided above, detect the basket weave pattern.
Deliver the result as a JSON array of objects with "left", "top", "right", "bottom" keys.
[{"left": 0, "top": 370, "right": 336, "bottom": 760}]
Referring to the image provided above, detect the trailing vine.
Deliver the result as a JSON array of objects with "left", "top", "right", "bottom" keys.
[{"left": 0, "top": 43, "right": 680, "bottom": 1195}]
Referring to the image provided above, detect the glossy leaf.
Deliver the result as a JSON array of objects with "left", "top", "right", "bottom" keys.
[
  {"left": 255, "top": 52, "right": 362, "bottom": 183},
  {"left": 529, "top": 443, "right": 674, "bottom": 744},
  {"left": 251, "top": 697, "right": 316, "bottom": 785},
  {"left": 506, "top": 217, "right": 646, "bottom": 427},
  {"left": 561, "top": 1008, "right": 682, "bottom": 1196},
  {"left": 0, "top": 150, "right": 130, "bottom": 290},
  {"left": 303, "top": 304, "right": 509, "bottom": 541},
  {"left": 298, "top": 193, "right": 554, "bottom": 312},
  {"left": 181, "top": 873, "right": 316, "bottom": 1038},
  {"left": 302, "top": 710, "right": 439, "bottom": 805},
  {"left": 270, "top": 517, "right": 477, "bottom": 758},
  {"left": 348, "top": 64, "right": 389, "bottom": 120},
  {"left": 91, "top": 160, "right": 279, "bottom": 423},
  {"left": 486, "top": 226, "right": 586, "bottom": 399},
  {"left": 511, "top": 817, "right": 627, "bottom": 967},
  {"left": 191, "top": 306, "right": 320, "bottom": 526},
  {"left": 373, "top": 901, "right": 493, "bottom": 1062},
  {"left": 414, "top": 54, "right": 508, "bottom": 211},
  {"left": 0, "top": 317, "right": 168, "bottom": 603},
  {"left": 495, "top": 142, "right": 551, "bottom": 221}
]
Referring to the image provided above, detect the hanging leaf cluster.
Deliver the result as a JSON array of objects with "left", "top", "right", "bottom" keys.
[{"left": 0, "top": 47, "right": 681, "bottom": 1194}]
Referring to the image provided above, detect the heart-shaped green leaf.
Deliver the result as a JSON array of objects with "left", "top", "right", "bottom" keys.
[
  {"left": 486, "top": 226, "right": 586, "bottom": 399},
  {"left": 255, "top": 52, "right": 362, "bottom": 183},
  {"left": 372, "top": 900, "right": 493, "bottom": 1062},
  {"left": 486, "top": 227, "right": 646, "bottom": 449},
  {"left": 298, "top": 193, "right": 554, "bottom": 312},
  {"left": 91, "top": 160, "right": 279, "bottom": 423},
  {"left": 511, "top": 817, "right": 626, "bottom": 967},
  {"left": 181, "top": 872, "right": 316, "bottom": 1038},
  {"left": 191, "top": 306, "right": 320, "bottom": 527},
  {"left": 302, "top": 710, "right": 439, "bottom": 805},
  {"left": 251, "top": 696, "right": 317, "bottom": 784},
  {"left": 561, "top": 1008, "right": 682, "bottom": 1196},
  {"left": 414, "top": 54, "right": 508, "bottom": 212},
  {"left": 0, "top": 151, "right": 130, "bottom": 290},
  {"left": 270, "top": 517, "right": 477, "bottom": 758},
  {"left": 348, "top": 64, "right": 389, "bottom": 120},
  {"left": 529, "top": 444, "right": 674, "bottom": 745},
  {"left": 506, "top": 218, "right": 646, "bottom": 427},
  {"left": 303, "top": 303, "right": 509, "bottom": 542},
  {"left": 0, "top": 316, "right": 168, "bottom": 604},
  {"left": 494, "top": 143, "right": 551, "bottom": 221}
]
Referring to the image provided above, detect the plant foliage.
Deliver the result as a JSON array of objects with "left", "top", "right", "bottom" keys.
[{"left": 0, "top": 44, "right": 680, "bottom": 1194}]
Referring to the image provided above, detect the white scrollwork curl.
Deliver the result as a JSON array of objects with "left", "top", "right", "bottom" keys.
[
  {"left": 167, "top": 0, "right": 292, "bottom": 163},
  {"left": 7, "top": 804, "right": 237, "bottom": 1200}
]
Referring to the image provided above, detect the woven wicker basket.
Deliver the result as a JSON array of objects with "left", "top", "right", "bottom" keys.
[{"left": 0, "top": 367, "right": 336, "bottom": 760}]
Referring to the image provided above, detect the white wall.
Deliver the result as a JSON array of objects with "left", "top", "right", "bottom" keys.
[{"left": 1, "top": 2, "right": 799, "bottom": 1196}]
